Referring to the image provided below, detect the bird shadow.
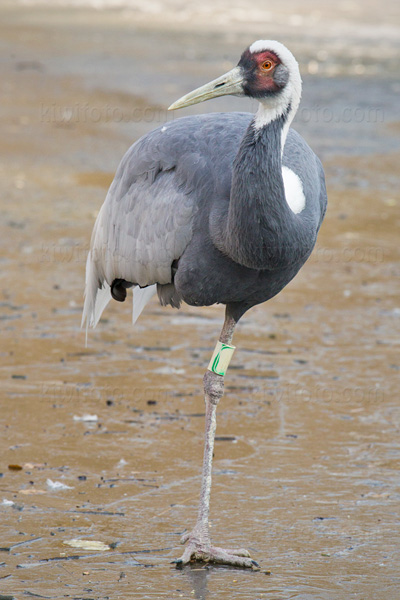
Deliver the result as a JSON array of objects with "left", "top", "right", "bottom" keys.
[{"left": 174, "top": 560, "right": 261, "bottom": 600}]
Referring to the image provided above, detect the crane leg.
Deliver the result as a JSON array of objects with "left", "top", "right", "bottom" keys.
[{"left": 174, "top": 313, "right": 258, "bottom": 569}]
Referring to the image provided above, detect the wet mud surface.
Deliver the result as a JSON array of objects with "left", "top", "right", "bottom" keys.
[{"left": 1, "top": 3, "right": 399, "bottom": 599}]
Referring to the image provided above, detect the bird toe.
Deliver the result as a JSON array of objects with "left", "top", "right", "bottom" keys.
[
  {"left": 222, "top": 547, "right": 251, "bottom": 557},
  {"left": 180, "top": 531, "right": 190, "bottom": 545}
]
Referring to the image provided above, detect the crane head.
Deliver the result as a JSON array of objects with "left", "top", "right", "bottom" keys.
[{"left": 168, "top": 40, "right": 301, "bottom": 112}]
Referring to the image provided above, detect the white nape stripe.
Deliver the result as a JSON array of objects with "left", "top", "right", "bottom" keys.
[{"left": 282, "top": 166, "right": 306, "bottom": 214}]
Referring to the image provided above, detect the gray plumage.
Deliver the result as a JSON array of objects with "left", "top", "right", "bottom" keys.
[{"left": 83, "top": 112, "right": 326, "bottom": 327}]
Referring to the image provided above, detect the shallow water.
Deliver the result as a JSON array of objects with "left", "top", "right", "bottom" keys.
[{"left": 1, "top": 3, "right": 399, "bottom": 599}]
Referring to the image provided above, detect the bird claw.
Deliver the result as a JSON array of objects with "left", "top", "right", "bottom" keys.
[
  {"left": 175, "top": 530, "right": 258, "bottom": 569},
  {"left": 170, "top": 558, "right": 184, "bottom": 568}
]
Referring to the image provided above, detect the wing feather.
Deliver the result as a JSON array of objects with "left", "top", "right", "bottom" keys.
[{"left": 82, "top": 121, "right": 205, "bottom": 329}]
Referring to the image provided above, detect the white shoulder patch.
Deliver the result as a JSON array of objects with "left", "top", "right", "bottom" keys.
[{"left": 282, "top": 166, "right": 306, "bottom": 214}]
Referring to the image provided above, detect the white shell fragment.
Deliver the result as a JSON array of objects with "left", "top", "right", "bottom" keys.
[
  {"left": 2, "top": 498, "right": 15, "bottom": 506},
  {"left": 46, "top": 479, "right": 73, "bottom": 490},
  {"left": 73, "top": 414, "right": 98, "bottom": 422},
  {"left": 64, "top": 539, "right": 111, "bottom": 551}
]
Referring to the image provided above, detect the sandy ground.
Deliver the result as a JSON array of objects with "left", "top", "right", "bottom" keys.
[{"left": 0, "top": 2, "right": 399, "bottom": 599}]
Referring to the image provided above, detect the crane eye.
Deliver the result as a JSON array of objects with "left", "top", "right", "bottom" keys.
[{"left": 261, "top": 60, "right": 273, "bottom": 71}]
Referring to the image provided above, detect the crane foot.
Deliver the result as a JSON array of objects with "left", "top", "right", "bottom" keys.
[{"left": 172, "top": 529, "right": 258, "bottom": 569}]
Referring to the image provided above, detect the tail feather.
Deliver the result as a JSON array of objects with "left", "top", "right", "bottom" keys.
[
  {"left": 132, "top": 285, "right": 156, "bottom": 326},
  {"left": 82, "top": 252, "right": 156, "bottom": 340},
  {"left": 81, "top": 253, "right": 97, "bottom": 329},
  {"left": 81, "top": 253, "right": 112, "bottom": 344},
  {"left": 91, "top": 283, "right": 112, "bottom": 328}
]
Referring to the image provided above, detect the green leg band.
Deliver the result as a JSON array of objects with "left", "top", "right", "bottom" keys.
[{"left": 207, "top": 341, "right": 236, "bottom": 376}]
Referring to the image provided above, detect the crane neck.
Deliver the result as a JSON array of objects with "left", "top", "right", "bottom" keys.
[
  {"left": 210, "top": 106, "right": 312, "bottom": 270},
  {"left": 253, "top": 99, "right": 297, "bottom": 156}
]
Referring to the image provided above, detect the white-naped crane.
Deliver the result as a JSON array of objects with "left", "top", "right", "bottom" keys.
[{"left": 83, "top": 40, "right": 327, "bottom": 568}]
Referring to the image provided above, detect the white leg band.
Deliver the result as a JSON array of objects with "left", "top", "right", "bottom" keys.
[{"left": 207, "top": 341, "right": 236, "bottom": 376}]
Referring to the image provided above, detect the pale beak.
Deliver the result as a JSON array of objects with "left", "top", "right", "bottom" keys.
[{"left": 168, "top": 66, "right": 244, "bottom": 110}]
